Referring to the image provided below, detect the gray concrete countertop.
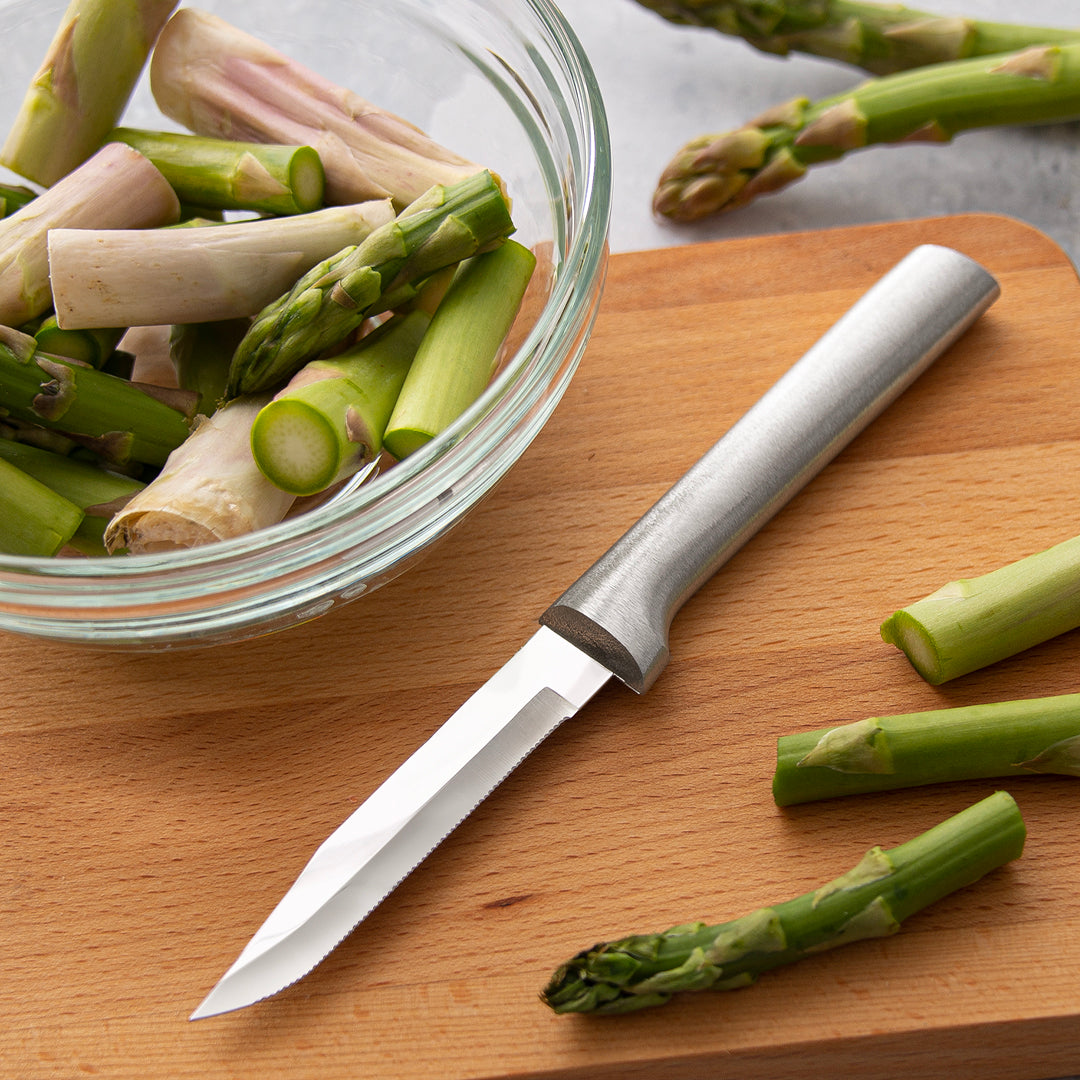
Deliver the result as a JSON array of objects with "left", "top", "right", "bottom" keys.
[{"left": 556, "top": 0, "right": 1080, "bottom": 264}]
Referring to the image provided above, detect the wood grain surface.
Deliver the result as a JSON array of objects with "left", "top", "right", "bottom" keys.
[{"left": 4, "top": 214, "right": 1080, "bottom": 1080}]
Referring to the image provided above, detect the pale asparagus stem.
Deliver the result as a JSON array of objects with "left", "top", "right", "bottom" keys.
[
  {"left": 0, "top": 436, "right": 144, "bottom": 557},
  {"left": 250, "top": 310, "right": 430, "bottom": 497},
  {"left": 0, "top": 456, "right": 84, "bottom": 557},
  {"left": 881, "top": 532, "right": 1080, "bottom": 684},
  {"left": 383, "top": 239, "right": 537, "bottom": 460},
  {"left": 105, "top": 394, "right": 295, "bottom": 554},
  {"left": 226, "top": 169, "right": 515, "bottom": 398},
  {"left": 110, "top": 127, "right": 326, "bottom": 215},
  {"left": 0, "top": 142, "right": 179, "bottom": 326},
  {"left": 1, "top": 1, "right": 178, "bottom": 186},
  {"left": 654, "top": 44, "right": 1080, "bottom": 222},
  {"left": 542, "top": 792, "right": 1025, "bottom": 1014},
  {"left": 47, "top": 199, "right": 395, "bottom": 329},
  {"left": 773, "top": 693, "right": 1080, "bottom": 805},
  {"left": 0, "top": 324, "right": 195, "bottom": 468},
  {"left": 633, "top": 1, "right": 1080, "bottom": 76},
  {"left": 149, "top": 7, "right": 483, "bottom": 209}
]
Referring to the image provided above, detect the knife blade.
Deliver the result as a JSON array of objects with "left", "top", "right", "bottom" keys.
[{"left": 191, "top": 243, "right": 1000, "bottom": 1019}]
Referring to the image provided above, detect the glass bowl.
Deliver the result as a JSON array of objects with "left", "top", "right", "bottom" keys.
[{"left": 0, "top": 0, "right": 611, "bottom": 647}]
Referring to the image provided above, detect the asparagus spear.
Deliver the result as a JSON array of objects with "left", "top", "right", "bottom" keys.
[
  {"left": 226, "top": 169, "right": 515, "bottom": 398},
  {"left": 0, "top": 141, "right": 180, "bottom": 326},
  {"left": 104, "top": 394, "right": 296, "bottom": 554},
  {"left": 634, "top": 1, "right": 1080, "bottom": 76},
  {"left": 149, "top": 7, "right": 483, "bottom": 209},
  {"left": 34, "top": 316, "right": 125, "bottom": 370},
  {"left": 542, "top": 791, "right": 1024, "bottom": 1014},
  {"left": 0, "top": 437, "right": 144, "bottom": 556},
  {"left": 773, "top": 694, "right": 1080, "bottom": 805},
  {"left": 110, "top": 128, "right": 325, "bottom": 216},
  {"left": 880, "top": 532, "right": 1080, "bottom": 684},
  {"left": 169, "top": 319, "right": 249, "bottom": 415},
  {"left": 251, "top": 310, "right": 430, "bottom": 496},
  {"left": 47, "top": 199, "right": 395, "bottom": 329},
  {"left": 0, "top": 324, "right": 196, "bottom": 468},
  {"left": 654, "top": 43, "right": 1080, "bottom": 222},
  {"left": 0, "top": 183, "right": 36, "bottom": 219},
  {"left": 1, "top": 1, "right": 178, "bottom": 187},
  {"left": 383, "top": 240, "right": 537, "bottom": 460},
  {"left": 0, "top": 456, "right": 84, "bottom": 557}
]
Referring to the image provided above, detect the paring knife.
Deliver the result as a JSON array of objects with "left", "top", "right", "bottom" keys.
[{"left": 191, "top": 243, "right": 1000, "bottom": 1019}]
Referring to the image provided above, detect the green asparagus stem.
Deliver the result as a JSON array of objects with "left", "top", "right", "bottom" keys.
[
  {"left": 0, "top": 142, "right": 180, "bottom": 326},
  {"left": 47, "top": 199, "right": 394, "bottom": 329},
  {"left": 0, "top": 324, "right": 196, "bottom": 468},
  {"left": 169, "top": 319, "right": 248, "bottom": 414},
  {"left": 881, "top": 533, "right": 1080, "bottom": 684},
  {"left": 110, "top": 127, "right": 325, "bottom": 215},
  {"left": 250, "top": 310, "right": 429, "bottom": 496},
  {"left": 542, "top": 791, "right": 1025, "bottom": 1014},
  {"left": 226, "top": 169, "right": 515, "bottom": 398},
  {"left": 34, "top": 316, "right": 125, "bottom": 370},
  {"left": 773, "top": 693, "right": 1080, "bottom": 805},
  {"left": 0, "top": 183, "right": 36, "bottom": 219},
  {"left": 0, "top": 456, "right": 84, "bottom": 557},
  {"left": 634, "top": 1, "right": 1080, "bottom": 76},
  {"left": 382, "top": 239, "right": 536, "bottom": 460},
  {"left": 0, "top": 436, "right": 144, "bottom": 556},
  {"left": 1, "top": 1, "right": 178, "bottom": 187},
  {"left": 104, "top": 394, "right": 295, "bottom": 553},
  {"left": 654, "top": 43, "right": 1080, "bottom": 222},
  {"left": 149, "top": 7, "right": 484, "bottom": 209}
]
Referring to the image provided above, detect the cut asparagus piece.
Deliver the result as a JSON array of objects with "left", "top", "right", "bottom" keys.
[
  {"left": 382, "top": 240, "right": 535, "bottom": 460},
  {"left": 0, "top": 436, "right": 144, "bottom": 556},
  {"left": 104, "top": 394, "right": 295, "bottom": 553},
  {"left": 227, "top": 170, "right": 515, "bottom": 398},
  {"left": 0, "top": 456, "right": 84, "bottom": 557},
  {"left": 34, "top": 316, "right": 125, "bottom": 369},
  {"left": 1, "top": 1, "right": 178, "bottom": 187},
  {"left": 881, "top": 532, "right": 1080, "bottom": 684},
  {"left": 654, "top": 43, "right": 1080, "bottom": 222},
  {"left": 633, "top": 1, "right": 1080, "bottom": 76},
  {"left": 149, "top": 7, "right": 483, "bottom": 209},
  {"left": 110, "top": 127, "right": 325, "bottom": 215},
  {"left": 0, "top": 183, "right": 37, "bottom": 218},
  {"left": 251, "top": 310, "right": 430, "bottom": 496},
  {"left": 169, "top": 319, "right": 249, "bottom": 414},
  {"left": 773, "top": 693, "right": 1080, "bottom": 805},
  {"left": 47, "top": 199, "right": 394, "bottom": 329},
  {"left": 0, "top": 142, "right": 180, "bottom": 326},
  {"left": 542, "top": 791, "right": 1025, "bottom": 1014},
  {"left": 0, "top": 324, "right": 196, "bottom": 468}
]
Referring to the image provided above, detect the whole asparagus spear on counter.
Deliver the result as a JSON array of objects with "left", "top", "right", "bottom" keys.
[
  {"left": 542, "top": 791, "right": 1024, "bottom": 1014},
  {"left": 226, "top": 169, "right": 515, "bottom": 398},
  {"left": 104, "top": 394, "right": 296, "bottom": 554},
  {"left": 654, "top": 43, "right": 1080, "bottom": 222},
  {"left": 634, "top": 1, "right": 1080, "bottom": 76},
  {"left": 1, "top": 0, "right": 178, "bottom": 187},
  {"left": 0, "top": 437, "right": 144, "bottom": 557},
  {"left": 881, "top": 532, "right": 1080, "bottom": 684},
  {"left": 250, "top": 310, "right": 430, "bottom": 497},
  {"left": 47, "top": 199, "right": 395, "bottom": 330},
  {"left": 109, "top": 128, "right": 326, "bottom": 216},
  {"left": 0, "top": 141, "right": 180, "bottom": 326},
  {"left": 774, "top": 694, "right": 1080, "bottom": 805},
  {"left": 0, "top": 325, "right": 196, "bottom": 469},
  {"left": 149, "top": 7, "right": 484, "bottom": 209}
]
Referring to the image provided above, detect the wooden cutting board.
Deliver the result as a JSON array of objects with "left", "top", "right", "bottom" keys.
[{"left": 4, "top": 214, "right": 1080, "bottom": 1080}]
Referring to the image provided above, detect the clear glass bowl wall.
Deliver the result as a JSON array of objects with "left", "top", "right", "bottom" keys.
[{"left": 0, "top": 0, "right": 612, "bottom": 647}]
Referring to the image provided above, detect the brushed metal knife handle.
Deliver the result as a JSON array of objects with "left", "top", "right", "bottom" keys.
[{"left": 540, "top": 244, "right": 1000, "bottom": 694}]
